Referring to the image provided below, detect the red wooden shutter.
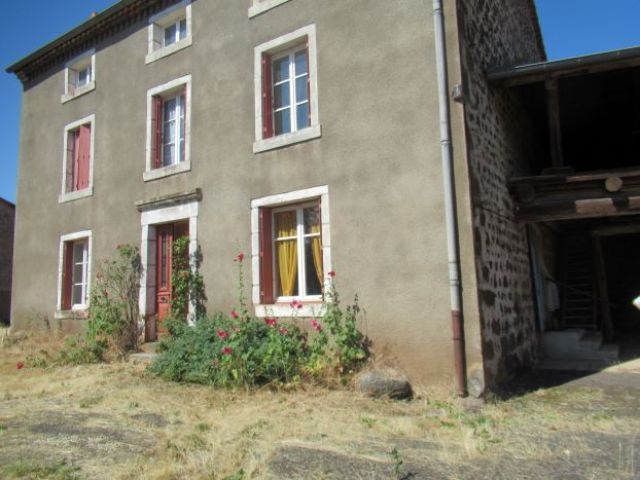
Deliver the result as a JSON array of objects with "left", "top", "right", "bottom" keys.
[
  {"left": 305, "top": 37, "right": 311, "bottom": 126},
  {"left": 153, "top": 96, "right": 164, "bottom": 168},
  {"left": 259, "top": 207, "right": 274, "bottom": 304},
  {"left": 62, "top": 242, "right": 74, "bottom": 310},
  {"left": 261, "top": 53, "right": 274, "bottom": 139},
  {"left": 76, "top": 125, "right": 91, "bottom": 190}
]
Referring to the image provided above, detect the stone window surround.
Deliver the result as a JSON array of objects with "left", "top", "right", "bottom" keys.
[
  {"left": 59, "top": 114, "right": 95, "bottom": 204},
  {"left": 55, "top": 230, "right": 92, "bottom": 315},
  {"left": 144, "top": 75, "right": 192, "bottom": 182},
  {"left": 248, "top": 0, "right": 292, "bottom": 18},
  {"left": 61, "top": 49, "right": 96, "bottom": 104},
  {"left": 253, "top": 24, "right": 321, "bottom": 154},
  {"left": 250, "top": 185, "right": 331, "bottom": 317},
  {"left": 146, "top": 0, "right": 193, "bottom": 64}
]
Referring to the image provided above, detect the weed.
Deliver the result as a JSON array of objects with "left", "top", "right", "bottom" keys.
[
  {"left": 360, "top": 415, "right": 376, "bottom": 428},
  {"left": 195, "top": 422, "right": 210, "bottom": 432},
  {"left": 1, "top": 460, "right": 81, "bottom": 480},
  {"left": 389, "top": 446, "right": 404, "bottom": 479},
  {"left": 223, "top": 470, "right": 245, "bottom": 480}
]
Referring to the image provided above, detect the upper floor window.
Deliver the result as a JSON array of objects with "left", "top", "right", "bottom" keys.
[
  {"left": 61, "top": 50, "right": 96, "bottom": 103},
  {"left": 60, "top": 114, "right": 95, "bottom": 203},
  {"left": 145, "top": 75, "right": 192, "bottom": 181},
  {"left": 248, "top": 0, "right": 292, "bottom": 18},
  {"left": 146, "top": 0, "right": 192, "bottom": 64},
  {"left": 254, "top": 24, "right": 321, "bottom": 153}
]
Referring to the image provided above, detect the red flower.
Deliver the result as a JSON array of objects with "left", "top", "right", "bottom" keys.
[
  {"left": 221, "top": 346, "right": 233, "bottom": 355},
  {"left": 328, "top": 271, "right": 336, "bottom": 278},
  {"left": 311, "top": 319, "right": 322, "bottom": 332},
  {"left": 234, "top": 252, "right": 245, "bottom": 262},
  {"left": 230, "top": 309, "right": 239, "bottom": 319},
  {"left": 16, "top": 361, "right": 25, "bottom": 370},
  {"left": 265, "top": 317, "right": 277, "bottom": 327},
  {"left": 216, "top": 330, "right": 229, "bottom": 339},
  {"left": 279, "top": 327, "right": 289, "bottom": 336}
]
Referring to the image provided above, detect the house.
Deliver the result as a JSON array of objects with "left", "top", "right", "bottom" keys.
[
  {"left": 6, "top": 0, "right": 547, "bottom": 395},
  {"left": 0, "top": 198, "right": 15, "bottom": 325}
]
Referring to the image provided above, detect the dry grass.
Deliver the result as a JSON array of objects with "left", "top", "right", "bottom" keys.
[{"left": 1, "top": 332, "right": 639, "bottom": 479}]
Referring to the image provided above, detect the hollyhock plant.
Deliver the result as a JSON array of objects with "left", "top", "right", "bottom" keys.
[
  {"left": 230, "top": 309, "right": 239, "bottom": 319},
  {"left": 265, "top": 317, "right": 277, "bottom": 327},
  {"left": 216, "top": 330, "right": 229, "bottom": 339},
  {"left": 234, "top": 252, "right": 245, "bottom": 262},
  {"left": 311, "top": 319, "right": 322, "bottom": 332},
  {"left": 328, "top": 270, "right": 336, "bottom": 278},
  {"left": 290, "top": 299, "right": 303, "bottom": 310},
  {"left": 279, "top": 327, "right": 289, "bottom": 336},
  {"left": 221, "top": 346, "right": 233, "bottom": 355}
]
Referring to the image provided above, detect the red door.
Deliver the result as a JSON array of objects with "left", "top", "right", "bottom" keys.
[{"left": 155, "top": 222, "right": 189, "bottom": 335}]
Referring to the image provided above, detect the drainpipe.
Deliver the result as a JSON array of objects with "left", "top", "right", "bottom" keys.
[{"left": 432, "top": 0, "right": 467, "bottom": 397}]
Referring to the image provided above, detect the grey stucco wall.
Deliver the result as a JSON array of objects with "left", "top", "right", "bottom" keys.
[
  {"left": 11, "top": 0, "right": 483, "bottom": 387},
  {"left": 455, "top": 0, "right": 544, "bottom": 386},
  {"left": 0, "top": 201, "right": 15, "bottom": 325}
]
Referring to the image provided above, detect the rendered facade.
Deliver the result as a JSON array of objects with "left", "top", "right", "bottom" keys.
[{"left": 7, "top": 0, "right": 549, "bottom": 394}]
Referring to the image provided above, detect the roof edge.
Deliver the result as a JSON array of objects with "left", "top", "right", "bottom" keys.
[{"left": 527, "top": 0, "right": 547, "bottom": 61}]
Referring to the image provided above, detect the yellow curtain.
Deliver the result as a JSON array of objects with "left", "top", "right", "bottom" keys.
[
  {"left": 311, "top": 224, "right": 323, "bottom": 287},
  {"left": 277, "top": 211, "right": 298, "bottom": 296}
]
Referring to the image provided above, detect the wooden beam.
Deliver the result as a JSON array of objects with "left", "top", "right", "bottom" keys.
[{"left": 545, "top": 79, "right": 564, "bottom": 168}]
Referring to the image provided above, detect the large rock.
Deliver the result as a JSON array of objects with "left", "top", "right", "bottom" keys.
[{"left": 356, "top": 368, "right": 413, "bottom": 400}]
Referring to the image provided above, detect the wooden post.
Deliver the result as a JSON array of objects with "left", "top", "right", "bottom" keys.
[
  {"left": 545, "top": 79, "right": 564, "bottom": 169},
  {"left": 593, "top": 235, "right": 614, "bottom": 342}
]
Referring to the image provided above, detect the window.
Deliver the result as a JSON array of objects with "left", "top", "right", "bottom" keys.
[
  {"left": 145, "top": 75, "right": 191, "bottom": 181},
  {"left": 251, "top": 186, "right": 331, "bottom": 317},
  {"left": 146, "top": 0, "right": 192, "bottom": 64},
  {"left": 60, "top": 115, "right": 95, "bottom": 203},
  {"left": 57, "top": 231, "right": 92, "bottom": 313},
  {"left": 248, "top": 0, "right": 292, "bottom": 18},
  {"left": 62, "top": 50, "right": 96, "bottom": 103},
  {"left": 254, "top": 24, "right": 321, "bottom": 153}
]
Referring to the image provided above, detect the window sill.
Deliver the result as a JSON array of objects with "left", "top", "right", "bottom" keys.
[
  {"left": 59, "top": 187, "right": 93, "bottom": 204},
  {"left": 255, "top": 302, "right": 325, "bottom": 318},
  {"left": 60, "top": 81, "right": 96, "bottom": 104},
  {"left": 143, "top": 161, "right": 191, "bottom": 182},
  {"left": 248, "top": 0, "right": 292, "bottom": 18},
  {"left": 54, "top": 309, "right": 88, "bottom": 320},
  {"left": 253, "top": 124, "right": 322, "bottom": 154},
  {"left": 145, "top": 36, "right": 192, "bottom": 65}
]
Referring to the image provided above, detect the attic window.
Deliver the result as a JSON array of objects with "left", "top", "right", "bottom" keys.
[
  {"left": 146, "top": 0, "right": 192, "bottom": 64},
  {"left": 61, "top": 50, "right": 96, "bottom": 103}
]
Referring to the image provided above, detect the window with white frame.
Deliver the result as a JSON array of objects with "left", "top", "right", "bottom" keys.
[
  {"left": 58, "top": 231, "right": 92, "bottom": 313},
  {"left": 248, "top": 0, "right": 292, "bottom": 18},
  {"left": 60, "top": 114, "right": 95, "bottom": 202},
  {"left": 254, "top": 24, "right": 321, "bottom": 153},
  {"left": 251, "top": 186, "right": 331, "bottom": 317},
  {"left": 145, "top": 75, "right": 191, "bottom": 181},
  {"left": 146, "top": 0, "right": 192, "bottom": 64},
  {"left": 62, "top": 50, "right": 96, "bottom": 102}
]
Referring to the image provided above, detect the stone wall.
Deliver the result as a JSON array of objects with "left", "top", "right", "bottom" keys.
[
  {"left": 456, "top": 0, "right": 545, "bottom": 386},
  {"left": 0, "top": 200, "right": 15, "bottom": 325}
]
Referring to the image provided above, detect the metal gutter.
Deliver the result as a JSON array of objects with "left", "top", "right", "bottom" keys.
[
  {"left": 432, "top": 0, "right": 467, "bottom": 397},
  {"left": 487, "top": 45, "right": 640, "bottom": 85}
]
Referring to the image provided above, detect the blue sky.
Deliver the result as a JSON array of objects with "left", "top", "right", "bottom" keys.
[{"left": 1, "top": 0, "right": 640, "bottom": 204}]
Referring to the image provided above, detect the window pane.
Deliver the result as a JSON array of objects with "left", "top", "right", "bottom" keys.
[
  {"left": 275, "top": 239, "right": 298, "bottom": 297},
  {"left": 179, "top": 19, "right": 187, "bottom": 40},
  {"left": 273, "top": 57, "right": 290, "bottom": 83},
  {"left": 164, "top": 23, "right": 177, "bottom": 45},
  {"left": 163, "top": 145, "right": 175, "bottom": 166},
  {"left": 304, "top": 238, "right": 322, "bottom": 296},
  {"left": 303, "top": 206, "right": 320, "bottom": 234},
  {"left": 294, "top": 50, "right": 308, "bottom": 76},
  {"left": 274, "top": 109, "right": 291, "bottom": 135},
  {"left": 296, "top": 104, "right": 310, "bottom": 130},
  {"left": 72, "top": 285, "right": 84, "bottom": 305},
  {"left": 295, "top": 76, "right": 308, "bottom": 103},
  {"left": 77, "top": 67, "right": 91, "bottom": 86},
  {"left": 273, "top": 83, "right": 290, "bottom": 109},
  {"left": 164, "top": 98, "right": 177, "bottom": 121}
]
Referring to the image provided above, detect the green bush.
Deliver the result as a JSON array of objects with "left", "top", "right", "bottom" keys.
[{"left": 150, "top": 252, "right": 369, "bottom": 388}]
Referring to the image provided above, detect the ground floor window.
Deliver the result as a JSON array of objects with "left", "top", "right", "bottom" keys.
[{"left": 58, "top": 232, "right": 92, "bottom": 312}]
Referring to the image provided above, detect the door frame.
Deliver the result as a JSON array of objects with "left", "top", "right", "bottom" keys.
[{"left": 139, "top": 199, "right": 199, "bottom": 331}]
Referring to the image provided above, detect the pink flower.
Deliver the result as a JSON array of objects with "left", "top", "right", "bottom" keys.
[
  {"left": 221, "top": 346, "right": 233, "bottom": 355},
  {"left": 216, "top": 330, "right": 229, "bottom": 339},
  {"left": 265, "top": 317, "right": 277, "bottom": 327},
  {"left": 230, "top": 309, "right": 239, "bottom": 319},
  {"left": 16, "top": 361, "right": 24, "bottom": 370},
  {"left": 234, "top": 252, "right": 245, "bottom": 262},
  {"left": 328, "top": 271, "right": 336, "bottom": 278},
  {"left": 311, "top": 319, "right": 322, "bottom": 332},
  {"left": 279, "top": 327, "right": 289, "bottom": 336},
  {"left": 290, "top": 299, "right": 303, "bottom": 310}
]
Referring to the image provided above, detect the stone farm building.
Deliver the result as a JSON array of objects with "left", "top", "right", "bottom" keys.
[
  {"left": 9, "top": 0, "right": 639, "bottom": 395},
  {"left": 0, "top": 198, "right": 15, "bottom": 325}
]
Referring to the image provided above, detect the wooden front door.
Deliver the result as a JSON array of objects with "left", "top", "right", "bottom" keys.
[{"left": 155, "top": 221, "right": 189, "bottom": 334}]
